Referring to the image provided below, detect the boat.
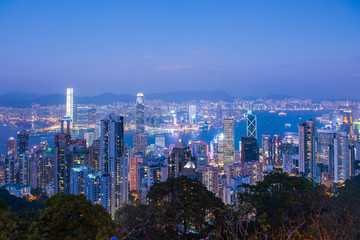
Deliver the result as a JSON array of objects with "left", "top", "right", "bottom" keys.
[{"left": 278, "top": 112, "right": 287, "bottom": 116}]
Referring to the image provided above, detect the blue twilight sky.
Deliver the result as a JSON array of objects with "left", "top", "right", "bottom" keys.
[{"left": 0, "top": 0, "right": 360, "bottom": 98}]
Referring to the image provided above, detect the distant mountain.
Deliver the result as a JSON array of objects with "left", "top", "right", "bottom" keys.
[
  {"left": 0, "top": 91, "right": 41, "bottom": 100},
  {"left": 147, "top": 90, "right": 235, "bottom": 102},
  {"left": 0, "top": 91, "right": 235, "bottom": 107},
  {"left": 242, "top": 96, "right": 258, "bottom": 101}
]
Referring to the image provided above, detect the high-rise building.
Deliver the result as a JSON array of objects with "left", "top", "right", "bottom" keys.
[
  {"left": 223, "top": 118, "right": 235, "bottom": 167},
  {"left": 54, "top": 118, "right": 72, "bottom": 194},
  {"left": 6, "top": 137, "right": 16, "bottom": 155},
  {"left": 30, "top": 156, "right": 45, "bottom": 189},
  {"left": 129, "top": 155, "right": 143, "bottom": 192},
  {"left": 211, "top": 133, "right": 225, "bottom": 166},
  {"left": 261, "top": 133, "right": 272, "bottom": 164},
  {"left": 298, "top": 120, "right": 318, "bottom": 180},
  {"left": 241, "top": 136, "right": 259, "bottom": 163},
  {"left": 70, "top": 165, "right": 94, "bottom": 195},
  {"left": 100, "top": 114, "right": 128, "bottom": 216},
  {"left": 190, "top": 141, "right": 209, "bottom": 168},
  {"left": 246, "top": 106, "right": 257, "bottom": 139},
  {"left": 85, "top": 171, "right": 111, "bottom": 212},
  {"left": 69, "top": 139, "right": 88, "bottom": 167},
  {"left": 17, "top": 130, "right": 29, "bottom": 155},
  {"left": 5, "top": 155, "right": 15, "bottom": 184},
  {"left": 198, "top": 165, "right": 219, "bottom": 196},
  {"left": 168, "top": 140, "right": 192, "bottom": 178},
  {"left": 135, "top": 92, "right": 145, "bottom": 134},
  {"left": 189, "top": 105, "right": 196, "bottom": 125},
  {"left": 334, "top": 131, "right": 350, "bottom": 183},
  {"left": 317, "top": 128, "right": 336, "bottom": 174},
  {"left": 88, "top": 139, "right": 100, "bottom": 171},
  {"left": 66, "top": 88, "right": 74, "bottom": 120},
  {"left": 343, "top": 102, "right": 353, "bottom": 135},
  {"left": 133, "top": 133, "right": 147, "bottom": 156}
]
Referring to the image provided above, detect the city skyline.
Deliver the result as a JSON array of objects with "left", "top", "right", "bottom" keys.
[
  {"left": 1, "top": 1, "right": 360, "bottom": 239},
  {"left": 1, "top": 1, "right": 360, "bottom": 98}
]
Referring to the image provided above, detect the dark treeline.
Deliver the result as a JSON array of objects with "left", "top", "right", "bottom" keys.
[{"left": 1, "top": 173, "right": 360, "bottom": 240}]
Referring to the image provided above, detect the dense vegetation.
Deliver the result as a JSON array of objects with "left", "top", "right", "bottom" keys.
[{"left": 1, "top": 173, "right": 359, "bottom": 239}]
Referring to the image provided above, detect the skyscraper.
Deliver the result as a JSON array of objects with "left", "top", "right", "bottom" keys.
[
  {"left": 223, "top": 118, "right": 235, "bottom": 167},
  {"left": 6, "top": 137, "right": 16, "bottom": 155},
  {"left": 100, "top": 114, "right": 128, "bottom": 216},
  {"left": 70, "top": 165, "right": 94, "bottom": 195},
  {"left": 17, "top": 130, "right": 29, "bottom": 185},
  {"left": 246, "top": 106, "right": 257, "bottom": 139},
  {"left": 54, "top": 117, "right": 72, "bottom": 194},
  {"left": 189, "top": 105, "right": 196, "bottom": 125},
  {"left": 261, "top": 133, "right": 272, "bottom": 164},
  {"left": 190, "top": 141, "right": 209, "bottom": 168},
  {"left": 317, "top": 128, "right": 336, "bottom": 174},
  {"left": 88, "top": 139, "right": 100, "bottom": 171},
  {"left": 298, "top": 120, "right": 317, "bottom": 180},
  {"left": 334, "top": 131, "right": 350, "bottom": 183},
  {"left": 133, "top": 133, "right": 147, "bottom": 156},
  {"left": 85, "top": 171, "right": 111, "bottom": 212},
  {"left": 198, "top": 165, "right": 219, "bottom": 196},
  {"left": 241, "top": 136, "right": 259, "bottom": 163},
  {"left": 17, "top": 130, "right": 29, "bottom": 155},
  {"left": 129, "top": 155, "right": 143, "bottom": 191},
  {"left": 168, "top": 140, "right": 192, "bottom": 178},
  {"left": 66, "top": 88, "right": 74, "bottom": 120},
  {"left": 135, "top": 92, "right": 145, "bottom": 134}
]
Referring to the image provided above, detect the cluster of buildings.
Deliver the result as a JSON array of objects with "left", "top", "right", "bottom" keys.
[{"left": 1, "top": 88, "right": 360, "bottom": 215}]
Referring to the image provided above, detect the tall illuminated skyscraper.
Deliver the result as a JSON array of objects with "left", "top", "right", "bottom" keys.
[
  {"left": 133, "top": 133, "right": 147, "bottom": 156},
  {"left": 261, "top": 133, "right": 272, "bottom": 164},
  {"left": 135, "top": 92, "right": 145, "bottom": 134},
  {"left": 246, "top": 105, "right": 257, "bottom": 139},
  {"left": 334, "top": 131, "right": 350, "bottom": 183},
  {"left": 17, "top": 130, "right": 29, "bottom": 155},
  {"left": 223, "top": 118, "right": 235, "bottom": 167},
  {"left": 66, "top": 88, "right": 74, "bottom": 120},
  {"left": 100, "top": 114, "right": 128, "bottom": 216},
  {"left": 189, "top": 105, "right": 196, "bottom": 125},
  {"left": 298, "top": 120, "right": 318, "bottom": 180},
  {"left": 16, "top": 130, "right": 29, "bottom": 185}
]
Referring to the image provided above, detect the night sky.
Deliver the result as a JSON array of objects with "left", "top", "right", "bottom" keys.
[{"left": 0, "top": 0, "right": 359, "bottom": 98}]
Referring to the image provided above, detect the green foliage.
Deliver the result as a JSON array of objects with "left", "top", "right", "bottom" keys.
[
  {"left": 213, "top": 173, "right": 360, "bottom": 240},
  {"left": 30, "top": 193, "right": 117, "bottom": 240},
  {"left": 115, "top": 204, "right": 169, "bottom": 239},
  {"left": 0, "top": 189, "right": 44, "bottom": 213},
  {"left": 1, "top": 174, "right": 360, "bottom": 239},
  {"left": 239, "top": 172, "right": 326, "bottom": 238},
  {"left": 0, "top": 199, "right": 19, "bottom": 240},
  {"left": 116, "top": 176, "right": 224, "bottom": 239}
]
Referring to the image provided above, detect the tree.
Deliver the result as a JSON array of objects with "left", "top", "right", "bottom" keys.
[
  {"left": 236, "top": 172, "right": 329, "bottom": 239},
  {"left": 115, "top": 204, "right": 168, "bottom": 240},
  {"left": 147, "top": 176, "right": 224, "bottom": 239},
  {"left": 0, "top": 199, "right": 20, "bottom": 240},
  {"left": 29, "top": 193, "right": 117, "bottom": 240},
  {"left": 330, "top": 175, "right": 360, "bottom": 239}
]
